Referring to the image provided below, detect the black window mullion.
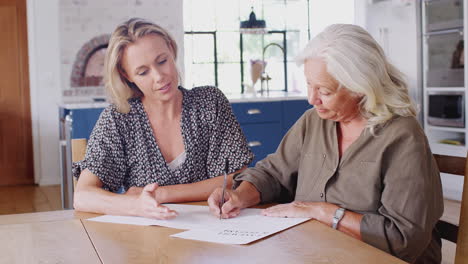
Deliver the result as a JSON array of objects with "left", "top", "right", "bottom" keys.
[
  {"left": 213, "top": 32, "right": 218, "bottom": 87},
  {"left": 240, "top": 33, "right": 244, "bottom": 93},
  {"left": 184, "top": 31, "right": 218, "bottom": 87},
  {"left": 283, "top": 31, "right": 288, "bottom": 92},
  {"left": 307, "top": 0, "right": 311, "bottom": 40}
]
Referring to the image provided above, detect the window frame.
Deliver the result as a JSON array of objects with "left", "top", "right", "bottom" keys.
[
  {"left": 183, "top": 0, "right": 313, "bottom": 93},
  {"left": 184, "top": 31, "right": 219, "bottom": 88},
  {"left": 240, "top": 30, "right": 288, "bottom": 93}
]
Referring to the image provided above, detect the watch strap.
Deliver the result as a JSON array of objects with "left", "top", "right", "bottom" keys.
[{"left": 332, "top": 207, "right": 345, "bottom": 229}]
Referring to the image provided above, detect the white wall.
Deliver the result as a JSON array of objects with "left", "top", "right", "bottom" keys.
[
  {"left": 27, "top": 0, "right": 184, "bottom": 185},
  {"left": 309, "top": 0, "right": 355, "bottom": 37},
  {"left": 27, "top": 0, "right": 62, "bottom": 185},
  {"left": 356, "top": 0, "right": 422, "bottom": 121},
  {"left": 60, "top": 0, "right": 185, "bottom": 95}
]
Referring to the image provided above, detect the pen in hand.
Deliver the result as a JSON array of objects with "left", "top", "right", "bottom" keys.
[{"left": 219, "top": 160, "right": 228, "bottom": 220}]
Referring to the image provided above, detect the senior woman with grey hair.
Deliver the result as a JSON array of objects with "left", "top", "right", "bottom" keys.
[{"left": 208, "top": 24, "right": 443, "bottom": 264}]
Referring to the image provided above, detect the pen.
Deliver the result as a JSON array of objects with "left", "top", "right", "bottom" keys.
[{"left": 219, "top": 160, "right": 228, "bottom": 220}]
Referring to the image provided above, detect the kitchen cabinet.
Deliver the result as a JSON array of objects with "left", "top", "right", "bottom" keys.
[
  {"left": 231, "top": 100, "right": 311, "bottom": 165},
  {"left": 422, "top": 0, "right": 467, "bottom": 158}
]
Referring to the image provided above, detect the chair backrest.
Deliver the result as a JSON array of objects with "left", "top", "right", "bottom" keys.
[
  {"left": 71, "top": 138, "right": 87, "bottom": 188},
  {"left": 434, "top": 153, "right": 468, "bottom": 264}
]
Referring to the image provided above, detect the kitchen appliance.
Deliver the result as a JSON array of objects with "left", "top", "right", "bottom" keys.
[{"left": 427, "top": 91, "right": 465, "bottom": 127}]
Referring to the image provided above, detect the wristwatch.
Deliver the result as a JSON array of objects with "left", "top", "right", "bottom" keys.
[{"left": 332, "top": 207, "right": 345, "bottom": 229}]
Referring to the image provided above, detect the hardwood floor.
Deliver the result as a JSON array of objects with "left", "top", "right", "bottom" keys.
[
  {"left": 0, "top": 185, "right": 461, "bottom": 263},
  {"left": 0, "top": 185, "right": 62, "bottom": 215}
]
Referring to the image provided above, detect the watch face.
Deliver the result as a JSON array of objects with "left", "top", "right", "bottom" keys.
[
  {"left": 336, "top": 208, "right": 345, "bottom": 218},
  {"left": 332, "top": 208, "right": 345, "bottom": 229}
]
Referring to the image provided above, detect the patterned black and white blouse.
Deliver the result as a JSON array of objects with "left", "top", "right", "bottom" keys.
[{"left": 72, "top": 86, "right": 254, "bottom": 192}]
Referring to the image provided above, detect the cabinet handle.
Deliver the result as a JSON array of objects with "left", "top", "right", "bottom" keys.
[
  {"left": 247, "top": 109, "right": 261, "bottom": 115},
  {"left": 248, "top": 141, "right": 262, "bottom": 147}
]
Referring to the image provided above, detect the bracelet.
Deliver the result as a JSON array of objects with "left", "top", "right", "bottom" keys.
[{"left": 332, "top": 207, "right": 345, "bottom": 229}]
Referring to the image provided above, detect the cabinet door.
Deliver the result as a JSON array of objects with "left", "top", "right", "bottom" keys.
[
  {"left": 241, "top": 123, "right": 282, "bottom": 166},
  {"left": 425, "top": 0, "right": 463, "bottom": 32},
  {"left": 231, "top": 102, "right": 281, "bottom": 124},
  {"left": 71, "top": 108, "right": 105, "bottom": 139},
  {"left": 426, "top": 30, "right": 464, "bottom": 87},
  {"left": 282, "top": 100, "right": 311, "bottom": 135}
]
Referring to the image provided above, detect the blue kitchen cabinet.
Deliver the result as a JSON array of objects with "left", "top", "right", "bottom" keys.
[
  {"left": 231, "top": 100, "right": 311, "bottom": 166},
  {"left": 60, "top": 100, "right": 310, "bottom": 146},
  {"left": 60, "top": 107, "right": 105, "bottom": 139},
  {"left": 231, "top": 102, "right": 281, "bottom": 124},
  {"left": 239, "top": 122, "right": 283, "bottom": 165},
  {"left": 282, "top": 100, "right": 312, "bottom": 135}
]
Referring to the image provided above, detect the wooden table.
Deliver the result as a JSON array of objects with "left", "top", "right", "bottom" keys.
[
  {"left": 0, "top": 212, "right": 100, "bottom": 264},
  {"left": 0, "top": 204, "right": 407, "bottom": 264}
]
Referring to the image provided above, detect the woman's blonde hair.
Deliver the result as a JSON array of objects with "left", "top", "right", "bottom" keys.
[
  {"left": 295, "top": 24, "right": 416, "bottom": 133},
  {"left": 104, "top": 18, "right": 178, "bottom": 113}
]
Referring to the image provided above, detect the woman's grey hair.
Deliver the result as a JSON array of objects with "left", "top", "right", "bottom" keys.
[
  {"left": 104, "top": 18, "right": 178, "bottom": 113},
  {"left": 295, "top": 24, "right": 416, "bottom": 133}
]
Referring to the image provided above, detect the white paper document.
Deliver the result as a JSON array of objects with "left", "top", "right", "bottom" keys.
[{"left": 87, "top": 204, "right": 310, "bottom": 244}]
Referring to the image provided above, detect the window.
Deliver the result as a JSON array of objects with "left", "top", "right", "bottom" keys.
[{"left": 183, "top": 0, "right": 354, "bottom": 94}]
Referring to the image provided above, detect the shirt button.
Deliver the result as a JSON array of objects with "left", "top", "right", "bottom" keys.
[{"left": 320, "top": 193, "right": 324, "bottom": 198}]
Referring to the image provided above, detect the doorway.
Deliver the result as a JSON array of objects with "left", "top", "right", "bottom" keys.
[{"left": 0, "top": 0, "right": 34, "bottom": 185}]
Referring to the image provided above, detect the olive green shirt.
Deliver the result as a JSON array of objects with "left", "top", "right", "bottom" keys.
[{"left": 234, "top": 109, "right": 443, "bottom": 264}]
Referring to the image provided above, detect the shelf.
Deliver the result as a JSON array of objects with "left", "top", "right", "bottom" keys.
[
  {"left": 421, "top": 0, "right": 467, "bottom": 159},
  {"left": 430, "top": 143, "right": 466, "bottom": 157},
  {"left": 424, "top": 27, "right": 463, "bottom": 36},
  {"left": 426, "top": 87, "right": 465, "bottom": 92},
  {"left": 426, "top": 125, "right": 466, "bottom": 133}
]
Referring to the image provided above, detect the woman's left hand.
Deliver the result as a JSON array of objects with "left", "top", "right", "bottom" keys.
[
  {"left": 262, "top": 201, "right": 339, "bottom": 222},
  {"left": 263, "top": 201, "right": 363, "bottom": 240},
  {"left": 261, "top": 201, "right": 320, "bottom": 218}
]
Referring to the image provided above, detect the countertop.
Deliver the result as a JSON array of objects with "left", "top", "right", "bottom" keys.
[{"left": 59, "top": 91, "right": 308, "bottom": 109}]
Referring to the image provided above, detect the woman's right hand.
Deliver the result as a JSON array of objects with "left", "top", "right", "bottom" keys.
[
  {"left": 208, "top": 181, "right": 261, "bottom": 219},
  {"left": 135, "top": 183, "right": 178, "bottom": 220},
  {"left": 207, "top": 187, "right": 244, "bottom": 219}
]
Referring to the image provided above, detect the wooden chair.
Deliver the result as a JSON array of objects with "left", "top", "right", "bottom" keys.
[
  {"left": 71, "top": 138, "right": 126, "bottom": 195},
  {"left": 434, "top": 153, "right": 468, "bottom": 264},
  {"left": 71, "top": 138, "right": 88, "bottom": 189}
]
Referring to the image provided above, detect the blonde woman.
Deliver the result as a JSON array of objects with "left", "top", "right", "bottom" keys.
[
  {"left": 208, "top": 24, "right": 443, "bottom": 264},
  {"left": 73, "top": 18, "right": 253, "bottom": 220}
]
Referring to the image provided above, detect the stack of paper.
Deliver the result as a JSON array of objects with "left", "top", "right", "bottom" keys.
[{"left": 87, "top": 204, "right": 310, "bottom": 244}]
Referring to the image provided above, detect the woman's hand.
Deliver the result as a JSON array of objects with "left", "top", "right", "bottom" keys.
[
  {"left": 126, "top": 186, "right": 143, "bottom": 196},
  {"left": 263, "top": 201, "right": 363, "bottom": 240},
  {"left": 207, "top": 188, "right": 244, "bottom": 219},
  {"left": 135, "top": 183, "right": 178, "bottom": 220},
  {"left": 261, "top": 201, "right": 317, "bottom": 218},
  {"left": 262, "top": 201, "right": 333, "bottom": 220},
  {"left": 207, "top": 181, "right": 261, "bottom": 219}
]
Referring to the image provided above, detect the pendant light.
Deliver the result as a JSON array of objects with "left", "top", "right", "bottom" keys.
[{"left": 240, "top": 7, "right": 267, "bottom": 34}]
